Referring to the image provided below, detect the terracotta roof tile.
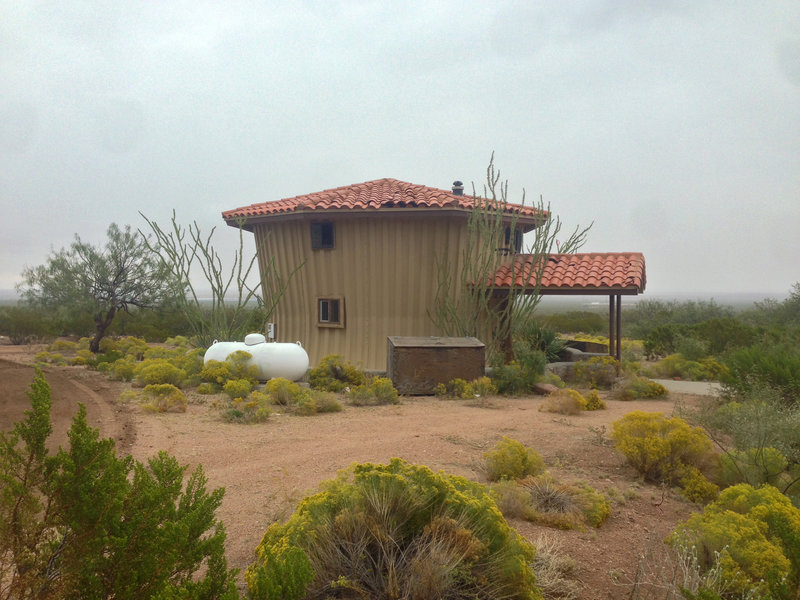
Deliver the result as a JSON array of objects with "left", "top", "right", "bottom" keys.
[
  {"left": 222, "top": 178, "right": 545, "bottom": 222},
  {"left": 491, "top": 252, "right": 646, "bottom": 293}
]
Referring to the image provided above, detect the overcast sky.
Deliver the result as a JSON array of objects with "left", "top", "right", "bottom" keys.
[{"left": 2, "top": 1, "right": 798, "bottom": 298}]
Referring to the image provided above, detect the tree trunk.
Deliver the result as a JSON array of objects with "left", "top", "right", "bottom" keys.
[{"left": 89, "top": 307, "right": 116, "bottom": 353}]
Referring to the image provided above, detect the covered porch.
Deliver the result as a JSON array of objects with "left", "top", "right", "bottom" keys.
[{"left": 490, "top": 252, "right": 647, "bottom": 361}]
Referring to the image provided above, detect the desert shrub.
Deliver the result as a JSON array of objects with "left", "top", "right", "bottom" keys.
[
  {"left": 48, "top": 339, "right": 77, "bottom": 352},
  {"left": 140, "top": 383, "right": 187, "bottom": 413},
  {"left": 175, "top": 347, "right": 205, "bottom": 384},
  {"left": 106, "top": 356, "right": 137, "bottom": 382},
  {"left": 491, "top": 479, "right": 537, "bottom": 520},
  {"left": 201, "top": 359, "right": 235, "bottom": 386},
  {"left": 118, "top": 389, "right": 140, "bottom": 404},
  {"left": 484, "top": 436, "right": 546, "bottom": 482},
  {"left": 223, "top": 378, "right": 254, "bottom": 400},
  {"left": 670, "top": 483, "right": 800, "bottom": 598},
  {"left": 0, "top": 304, "right": 56, "bottom": 343},
  {"left": 116, "top": 335, "right": 149, "bottom": 357},
  {"left": 722, "top": 343, "right": 800, "bottom": 402},
  {"left": 0, "top": 370, "right": 238, "bottom": 599},
  {"left": 265, "top": 377, "right": 306, "bottom": 405},
  {"left": 308, "top": 354, "right": 365, "bottom": 392},
  {"left": 677, "top": 465, "right": 720, "bottom": 504},
  {"left": 222, "top": 396, "right": 270, "bottom": 423},
  {"left": 165, "top": 335, "right": 189, "bottom": 346},
  {"left": 519, "top": 476, "right": 610, "bottom": 530},
  {"left": 649, "top": 354, "right": 725, "bottom": 382},
  {"left": 311, "top": 390, "right": 343, "bottom": 414},
  {"left": 245, "top": 458, "right": 540, "bottom": 600},
  {"left": 611, "top": 411, "right": 715, "bottom": 487},
  {"left": 71, "top": 348, "right": 95, "bottom": 366},
  {"left": 615, "top": 375, "right": 668, "bottom": 401},
  {"left": 34, "top": 351, "right": 65, "bottom": 365},
  {"left": 573, "top": 355, "right": 619, "bottom": 389},
  {"left": 584, "top": 389, "right": 606, "bottom": 410},
  {"left": 513, "top": 319, "right": 568, "bottom": 363},
  {"left": 531, "top": 532, "right": 580, "bottom": 600},
  {"left": 347, "top": 376, "right": 399, "bottom": 406},
  {"left": 197, "top": 382, "right": 219, "bottom": 394},
  {"left": 436, "top": 376, "right": 498, "bottom": 400},
  {"left": 134, "top": 358, "right": 186, "bottom": 387},
  {"left": 142, "top": 345, "right": 178, "bottom": 359},
  {"left": 719, "top": 447, "right": 789, "bottom": 488},
  {"left": 697, "top": 385, "right": 800, "bottom": 497},
  {"left": 539, "top": 389, "right": 586, "bottom": 415},
  {"left": 492, "top": 359, "right": 541, "bottom": 395}
]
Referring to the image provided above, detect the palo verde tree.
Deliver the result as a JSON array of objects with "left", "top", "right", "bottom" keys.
[
  {"left": 17, "top": 224, "right": 173, "bottom": 352},
  {"left": 140, "top": 211, "right": 300, "bottom": 348},
  {"left": 429, "top": 156, "right": 591, "bottom": 362}
]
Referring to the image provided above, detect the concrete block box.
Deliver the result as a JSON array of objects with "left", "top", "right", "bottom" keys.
[{"left": 386, "top": 336, "right": 485, "bottom": 395}]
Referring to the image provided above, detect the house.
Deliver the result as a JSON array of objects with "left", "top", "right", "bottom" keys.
[{"left": 222, "top": 178, "right": 646, "bottom": 371}]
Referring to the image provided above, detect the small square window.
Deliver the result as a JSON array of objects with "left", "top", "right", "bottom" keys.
[
  {"left": 311, "top": 222, "right": 335, "bottom": 249},
  {"left": 318, "top": 298, "right": 344, "bottom": 327}
]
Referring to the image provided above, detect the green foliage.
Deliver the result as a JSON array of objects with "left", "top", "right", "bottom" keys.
[
  {"left": 265, "top": 377, "right": 309, "bottom": 406},
  {"left": 436, "top": 376, "right": 498, "bottom": 400},
  {"left": 512, "top": 476, "right": 611, "bottom": 530},
  {"left": 677, "top": 465, "right": 720, "bottom": 504},
  {"left": 197, "top": 382, "right": 218, "bottom": 394},
  {"left": 135, "top": 358, "right": 187, "bottom": 387},
  {"left": 246, "top": 458, "right": 541, "bottom": 600},
  {"left": 697, "top": 385, "right": 800, "bottom": 497},
  {"left": 308, "top": 354, "right": 365, "bottom": 392},
  {"left": 722, "top": 343, "right": 800, "bottom": 402},
  {"left": 649, "top": 354, "right": 726, "bottom": 382},
  {"left": 491, "top": 352, "right": 544, "bottom": 396},
  {"left": 513, "top": 319, "right": 568, "bottom": 363},
  {"left": 573, "top": 355, "right": 619, "bottom": 389},
  {"left": 484, "top": 436, "right": 546, "bottom": 482},
  {"left": 0, "top": 371, "right": 239, "bottom": 599},
  {"left": 200, "top": 352, "right": 258, "bottom": 387},
  {"left": 671, "top": 484, "right": 800, "bottom": 598},
  {"left": 541, "top": 310, "right": 606, "bottom": 334},
  {"left": 615, "top": 376, "right": 668, "bottom": 401},
  {"left": 539, "top": 389, "right": 586, "bottom": 415},
  {"left": 140, "top": 383, "right": 187, "bottom": 413},
  {"left": 223, "top": 378, "right": 254, "bottom": 400},
  {"left": 0, "top": 305, "right": 56, "bottom": 344},
  {"left": 611, "top": 411, "right": 715, "bottom": 489},
  {"left": 624, "top": 299, "right": 735, "bottom": 339},
  {"left": 17, "top": 223, "right": 175, "bottom": 353},
  {"left": 222, "top": 396, "right": 271, "bottom": 424},
  {"left": 347, "top": 376, "right": 399, "bottom": 406},
  {"left": 584, "top": 389, "right": 606, "bottom": 410}
]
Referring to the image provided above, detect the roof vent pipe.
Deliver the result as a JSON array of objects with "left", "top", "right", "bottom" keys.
[{"left": 452, "top": 181, "right": 464, "bottom": 196}]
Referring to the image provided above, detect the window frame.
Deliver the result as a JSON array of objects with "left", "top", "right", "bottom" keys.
[
  {"left": 310, "top": 221, "right": 335, "bottom": 250},
  {"left": 317, "top": 297, "right": 344, "bottom": 328}
]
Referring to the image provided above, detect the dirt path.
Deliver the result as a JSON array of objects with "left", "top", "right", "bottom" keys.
[{"left": 0, "top": 345, "right": 705, "bottom": 599}]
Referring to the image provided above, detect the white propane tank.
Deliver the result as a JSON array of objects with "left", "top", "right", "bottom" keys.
[{"left": 203, "top": 334, "right": 309, "bottom": 382}]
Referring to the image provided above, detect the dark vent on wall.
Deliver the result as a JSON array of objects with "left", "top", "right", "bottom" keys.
[{"left": 452, "top": 180, "right": 464, "bottom": 196}]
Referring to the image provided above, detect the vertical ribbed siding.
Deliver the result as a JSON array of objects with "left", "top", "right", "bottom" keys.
[{"left": 253, "top": 216, "right": 468, "bottom": 371}]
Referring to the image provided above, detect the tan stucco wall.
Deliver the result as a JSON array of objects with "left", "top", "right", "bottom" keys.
[{"left": 252, "top": 214, "right": 471, "bottom": 371}]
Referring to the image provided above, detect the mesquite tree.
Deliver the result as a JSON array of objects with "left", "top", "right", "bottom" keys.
[{"left": 17, "top": 224, "right": 173, "bottom": 352}]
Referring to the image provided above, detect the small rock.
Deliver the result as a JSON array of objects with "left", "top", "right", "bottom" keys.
[{"left": 532, "top": 383, "right": 558, "bottom": 396}]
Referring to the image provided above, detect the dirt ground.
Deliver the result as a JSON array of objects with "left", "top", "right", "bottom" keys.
[{"left": 0, "top": 343, "right": 707, "bottom": 599}]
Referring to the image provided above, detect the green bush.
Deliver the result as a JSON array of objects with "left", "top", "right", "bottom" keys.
[
  {"left": 649, "top": 354, "right": 725, "bottom": 382},
  {"left": 542, "top": 311, "right": 606, "bottom": 334},
  {"left": 719, "top": 447, "right": 788, "bottom": 488},
  {"left": 513, "top": 319, "right": 568, "bottom": 363},
  {"left": 308, "top": 354, "right": 365, "bottom": 392},
  {"left": 611, "top": 411, "right": 715, "bottom": 488},
  {"left": 615, "top": 376, "right": 668, "bottom": 401},
  {"left": 197, "top": 382, "right": 218, "bottom": 394},
  {"left": 348, "top": 376, "right": 399, "bottom": 406},
  {"left": 0, "top": 370, "right": 239, "bottom": 599},
  {"left": 484, "top": 436, "right": 546, "bottom": 482},
  {"left": 436, "top": 376, "right": 498, "bottom": 400},
  {"left": 0, "top": 304, "right": 56, "bottom": 343},
  {"left": 107, "top": 356, "right": 137, "bottom": 382},
  {"left": 134, "top": 358, "right": 186, "bottom": 387},
  {"left": 223, "top": 378, "right": 254, "bottom": 400},
  {"left": 116, "top": 335, "right": 149, "bottom": 358},
  {"left": 245, "top": 458, "right": 541, "bottom": 600},
  {"left": 670, "top": 483, "right": 800, "bottom": 598},
  {"left": 222, "top": 396, "right": 271, "bottom": 424},
  {"left": 311, "top": 390, "right": 343, "bottom": 414},
  {"left": 514, "top": 476, "right": 610, "bottom": 530},
  {"left": 722, "top": 343, "right": 800, "bottom": 402},
  {"left": 573, "top": 355, "right": 619, "bottom": 389},
  {"left": 492, "top": 359, "right": 541, "bottom": 396},
  {"left": 265, "top": 377, "right": 308, "bottom": 406},
  {"left": 140, "top": 383, "right": 187, "bottom": 413},
  {"left": 539, "top": 389, "right": 586, "bottom": 415}
]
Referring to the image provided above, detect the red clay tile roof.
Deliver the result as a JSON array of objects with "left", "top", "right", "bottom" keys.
[
  {"left": 491, "top": 252, "right": 646, "bottom": 294},
  {"left": 222, "top": 178, "right": 546, "bottom": 224}
]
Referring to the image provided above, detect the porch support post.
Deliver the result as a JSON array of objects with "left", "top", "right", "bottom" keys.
[
  {"left": 615, "top": 293, "right": 622, "bottom": 361},
  {"left": 608, "top": 295, "right": 616, "bottom": 359}
]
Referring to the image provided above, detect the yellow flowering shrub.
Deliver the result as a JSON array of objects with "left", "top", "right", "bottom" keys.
[
  {"left": 484, "top": 436, "right": 546, "bottom": 482},
  {"left": 140, "top": 383, "right": 187, "bottom": 413}
]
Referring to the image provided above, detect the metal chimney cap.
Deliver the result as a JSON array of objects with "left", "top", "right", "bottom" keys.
[{"left": 452, "top": 180, "right": 464, "bottom": 195}]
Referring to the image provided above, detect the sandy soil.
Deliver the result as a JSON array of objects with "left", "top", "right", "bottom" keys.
[{"left": 0, "top": 343, "right": 707, "bottom": 599}]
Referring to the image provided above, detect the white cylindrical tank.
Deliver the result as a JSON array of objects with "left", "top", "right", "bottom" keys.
[{"left": 203, "top": 334, "right": 309, "bottom": 382}]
